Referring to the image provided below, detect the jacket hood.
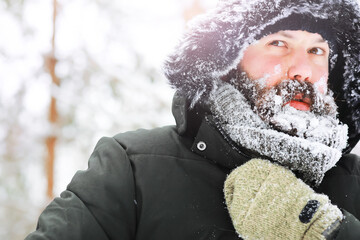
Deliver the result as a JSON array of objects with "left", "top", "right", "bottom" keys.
[{"left": 164, "top": 0, "right": 360, "bottom": 152}]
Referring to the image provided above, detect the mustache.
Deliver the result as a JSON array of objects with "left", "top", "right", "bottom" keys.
[
  {"left": 274, "top": 80, "right": 313, "bottom": 103},
  {"left": 255, "top": 80, "right": 329, "bottom": 113},
  {"left": 228, "top": 69, "right": 338, "bottom": 117},
  {"left": 253, "top": 80, "right": 315, "bottom": 122},
  {"left": 260, "top": 79, "right": 336, "bottom": 115}
]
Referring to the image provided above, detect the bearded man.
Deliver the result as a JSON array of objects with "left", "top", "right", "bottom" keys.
[{"left": 26, "top": 0, "right": 360, "bottom": 239}]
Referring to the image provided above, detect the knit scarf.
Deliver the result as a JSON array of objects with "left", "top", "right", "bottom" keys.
[{"left": 209, "top": 83, "right": 348, "bottom": 186}]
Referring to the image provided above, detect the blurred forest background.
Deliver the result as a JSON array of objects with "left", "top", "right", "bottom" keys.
[
  {"left": 0, "top": 0, "right": 218, "bottom": 238},
  {"left": 0, "top": 0, "right": 359, "bottom": 239}
]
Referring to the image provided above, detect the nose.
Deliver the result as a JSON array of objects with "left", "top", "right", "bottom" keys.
[{"left": 287, "top": 50, "right": 312, "bottom": 82}]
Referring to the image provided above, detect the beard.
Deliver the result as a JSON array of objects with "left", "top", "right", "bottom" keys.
[
  {"left": 209, "top": 72, "right": 348, "bottom": 186},
  {"left": 224, "top": 69, "right": 341, "bottom": 141}
]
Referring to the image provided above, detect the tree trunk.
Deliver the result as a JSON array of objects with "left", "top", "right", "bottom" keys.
[
  {"left": 44, "top": 0, "right": 59, "bottom": 200},
  {"left": 183, "top": 0, "right": 204, "bottom": 23}
]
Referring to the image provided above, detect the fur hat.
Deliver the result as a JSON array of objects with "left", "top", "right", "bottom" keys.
[{"left": 163, "top": 0, "right": 360, "bottom": 152}]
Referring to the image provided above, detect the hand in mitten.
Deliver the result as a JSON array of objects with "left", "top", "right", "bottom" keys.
[{"left": 224, "top": 159, "right": 343, "bottom": 240}]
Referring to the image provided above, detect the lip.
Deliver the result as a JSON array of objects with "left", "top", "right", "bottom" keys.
[
  {"left": 284, "top": 93, "right": 312, "bottom": 111},
  {"left": 287, "top": 100, "right": 310, "bottom": 111}
]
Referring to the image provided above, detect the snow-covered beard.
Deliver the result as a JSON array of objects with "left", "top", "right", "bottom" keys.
[
  {"left": 227, "top": 70, "right": 343, "bottom": 148},
  {"left": 209, "top": 78, "right": 348, "bottom": 186}
]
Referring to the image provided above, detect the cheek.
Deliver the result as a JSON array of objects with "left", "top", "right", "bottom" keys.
[
  {"left": 240, "top": 53, "right": 284, "bottom": 84},
  {"left": 313, "top": 71, "right": 329, "bottom": 93},
  {"left": 261, "top": 60, "right": 286, "bottom": 87}
]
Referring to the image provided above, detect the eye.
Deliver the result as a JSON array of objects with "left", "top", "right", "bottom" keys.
[
  {"left": 268, "top": 40, "right": 286, "bottom": 47},
  {"left": 308, "top": 47, "right": 325, "bottom": 55}
]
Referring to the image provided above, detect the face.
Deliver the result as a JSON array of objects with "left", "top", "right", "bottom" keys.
[
  {"left": 227, "top": 30, "right": 339, "bottom": 138},
  {"left": 239, "top": 30, "right": 330, "bottom": 111}
]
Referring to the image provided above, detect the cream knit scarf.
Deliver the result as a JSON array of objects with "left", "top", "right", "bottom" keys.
[{"left": 209, "top": 83, "right": 348, "bottom": 186}]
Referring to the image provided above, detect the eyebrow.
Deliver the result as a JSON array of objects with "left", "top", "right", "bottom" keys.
[{"left": 278, "top": 31, "right": 326, "bottom": 43}]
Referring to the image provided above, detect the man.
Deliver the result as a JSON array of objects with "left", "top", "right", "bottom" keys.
[{"left": 26, "top": 0, "right": 360, "bottom": 239}]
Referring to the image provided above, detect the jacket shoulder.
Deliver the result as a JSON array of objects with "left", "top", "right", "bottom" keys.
[
  {"left": 26, "top": 136, "right": 137, "bottom": 240},
  {"left": 113, "top": 126, "right": 205, "bottom": 163}
]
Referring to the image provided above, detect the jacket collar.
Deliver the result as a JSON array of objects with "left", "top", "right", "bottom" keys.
[
  {"left": 191, "top": 116, "right": 260, "bottom": 169},
  {"left": 172, "top": 92, "right": 258, "bottom": 170}
]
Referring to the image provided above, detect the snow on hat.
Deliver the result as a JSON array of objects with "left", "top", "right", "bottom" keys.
[{"left": 163, "top": 0, "right": 360, "bottom": 152}]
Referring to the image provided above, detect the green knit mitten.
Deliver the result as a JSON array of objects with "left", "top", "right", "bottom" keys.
[{"left": 224, "top": 159, "right": 343, "bottom": 240}]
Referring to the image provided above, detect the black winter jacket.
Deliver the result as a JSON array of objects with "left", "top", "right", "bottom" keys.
[{"left": 26, "top": 95, "right": 360, "bottom": 239}]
